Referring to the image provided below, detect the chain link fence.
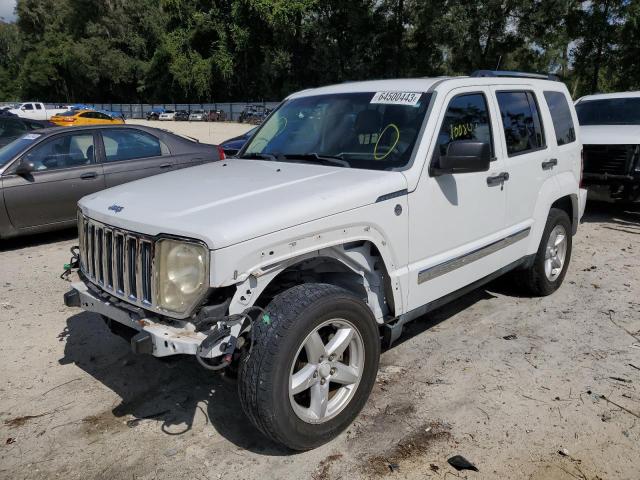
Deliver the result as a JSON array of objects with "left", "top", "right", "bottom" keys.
[{"left": 1, "top": 101, "right": 281, "bottom": 122}]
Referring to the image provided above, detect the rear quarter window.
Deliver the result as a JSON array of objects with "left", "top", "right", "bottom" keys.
[{"left": 543, "top": 91, "right": 576, "bottom": 146}]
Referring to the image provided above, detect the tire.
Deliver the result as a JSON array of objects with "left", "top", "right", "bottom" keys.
[
  {"left": 238, "top": 283, "right": 380, "bottom": 450},
  {"left": 517, "top": 208, "right": 572, "bottom": 296}
]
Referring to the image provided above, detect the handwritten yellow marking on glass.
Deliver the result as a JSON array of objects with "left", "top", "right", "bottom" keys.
[{"left": 374, "top": 123, "right": 400, "bottom": 160}]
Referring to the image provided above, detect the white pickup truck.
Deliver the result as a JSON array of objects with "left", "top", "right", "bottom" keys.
[
  {"left": 65, "top": 71, "right": 586, "bottom": 450},
  {"left": 7, "top": 102, "right": 68, "bottom": 120}
]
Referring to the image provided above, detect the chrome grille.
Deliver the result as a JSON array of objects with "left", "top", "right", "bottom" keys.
[
  {"left": 583, "top": 144, "right": 637, "bottom": 176},
  {"left": 78, "top": 213, "right": 154, "bottom": 307}
]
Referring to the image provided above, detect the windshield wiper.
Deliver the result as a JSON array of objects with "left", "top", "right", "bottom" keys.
[
  {"left": 240, "top": 152, "right": 280, "bottom": 161},
  {"left": 281, "top": 153, "right": 350, "bottom": 168}
]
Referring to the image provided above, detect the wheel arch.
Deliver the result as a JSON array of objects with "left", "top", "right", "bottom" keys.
[
  {"left": 227, "top": 240, "right": 399, "bottom": 324},
  {"left": 527, "top": 174, "right": 579, "bottom": 255},
  {"left": 551, "top": 194, "right": 579, "bottom": 235}
]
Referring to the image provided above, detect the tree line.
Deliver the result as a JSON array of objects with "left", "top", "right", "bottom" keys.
[{"left": 0, "top": 0, "right": 638, "bottom": 103}]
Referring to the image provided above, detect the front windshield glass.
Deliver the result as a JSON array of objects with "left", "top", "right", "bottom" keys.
[
  {"left": 0, "top": 134, "right": 42, "bottom": 168},
  {"left": 575, "top": 98, "right": 640, "bottom": 125},
  {"left": 242, "top": 91, "right": 432, "bottom": 170}
]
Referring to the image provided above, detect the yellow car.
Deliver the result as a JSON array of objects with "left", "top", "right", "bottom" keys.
[{"left": 49, "top": 109, "right": 125, "bottom": 126}]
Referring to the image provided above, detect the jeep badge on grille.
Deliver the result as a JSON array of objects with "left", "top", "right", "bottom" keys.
[{"left": 108, "top": 204, "right": 124, "bottom": 213}]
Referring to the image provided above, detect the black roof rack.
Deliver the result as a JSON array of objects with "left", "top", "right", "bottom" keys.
[{"left": 471, "top": 70, "right": 560, "bottom": 81}]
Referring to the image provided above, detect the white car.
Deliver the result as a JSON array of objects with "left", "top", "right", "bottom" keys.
[
  {"left": 575, "top": 91, "right": 640, "bottom": 202},
  {"left": 8, "top": 102, "right": 68, "bottom": 120},
  {"left": 158, "top": 110, "right": 176, "bottom": 121},
  {"left": 65, "top": 71, "right": 584, "bottom": 450},
  {"left": 188, "top": 110, "right": 205, "bottom": 121}
]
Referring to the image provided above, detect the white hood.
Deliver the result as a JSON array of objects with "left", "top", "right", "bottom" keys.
[
  {"left": 79, "top": 160, "right": 408, "bottom": 249},
  {"left": 580, "top": 125, "right": 640, "bottom": 145}
]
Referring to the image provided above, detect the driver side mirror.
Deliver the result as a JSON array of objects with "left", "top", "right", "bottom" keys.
[
  {"left": 431, "top": 140, "right": 491, "bottom": 176},
  {"left": 15, "top": 158, "right": 35, "bottom": 175}
]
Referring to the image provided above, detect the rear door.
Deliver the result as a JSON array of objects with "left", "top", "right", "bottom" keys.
[
  {"left": 490, "top": 87, "right": 554, "bottom": 263},
  {"left": 99, "top": 128, "right": 177, "bottom": 187},
  {"left": 2, "top": 131, "right": 105, "bottom": 229}
]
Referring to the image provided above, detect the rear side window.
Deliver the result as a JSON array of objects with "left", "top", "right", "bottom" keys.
[
  {"left": 0, "top": 118, "right": 27, "bottom": 137},
  {"left": 436, "top": 93, "right": 493, "bottom": 158},
  {"left": 543, "top": 91, "right": 576, "bottom": 146},
  {"left": 496, "top": 91, "right": 545, "bottom": 156},
  {"left": 35, "top": 104, "right": 42, "bottom": 110},
  {"left": 101, "top": 129, "right": 165, "bottom": 162}
]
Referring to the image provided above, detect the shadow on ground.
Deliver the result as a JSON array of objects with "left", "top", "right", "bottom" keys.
[
  {"left": 59, "top": 288, "right": 497, "bottom": 456},
  {"left": 581, "top": 200, "right": 640, "bottom": 231},
  {"left": 0, "top": 227, "right": 77, "bottom": 252},
  {"left": 59, "top": 312, "right": 291, "bottom": 456}
]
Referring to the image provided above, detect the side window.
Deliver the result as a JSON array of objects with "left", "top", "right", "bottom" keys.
[
  {"left": 0, "top": 119, "right": 27, "bottom": 137},
  {"left": 436, "top": 93, "right": 493, "bottom": 157},
  {"left": 23, "top": 104, "right": 34, "bottom": 111},
  {"left": 80, "top": 112, "right": 94, "bottom": 119},
  {"left": 543, "top": 91, "right": 576, "bottom": 146},
  {"left": 24, "top": 134, "right": 95, "bottom": 171},
  {"left": 25, "top": 121, "right": 44, "bottom": 131},
  {"left": 35, "top": 104, "right": 42, "bottom": 110},
  {"left": 496, "top": 91, "right": 546, "bottom": 155},
  {"left": 101, "top": 129, "right": 163, "bottom": 162}
]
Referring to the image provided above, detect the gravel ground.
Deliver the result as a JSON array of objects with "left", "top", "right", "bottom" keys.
[{"left": 0, "top": 122, "right": 639, "bottom": 479}]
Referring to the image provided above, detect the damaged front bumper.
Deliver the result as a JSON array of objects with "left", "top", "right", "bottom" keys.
[{"left": 64, "top": 281, "right": 217, "bottom": 358}]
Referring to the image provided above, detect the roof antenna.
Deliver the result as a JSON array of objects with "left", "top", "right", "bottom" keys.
[{"left": 495, "top": 55, "right": 502, "bottom": 71}]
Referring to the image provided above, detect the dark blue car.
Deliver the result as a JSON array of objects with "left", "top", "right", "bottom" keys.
[{"left": 219, "top": 126, "right": 258, "bottom": 156}]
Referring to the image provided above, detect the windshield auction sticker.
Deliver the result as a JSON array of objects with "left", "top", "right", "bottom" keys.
[
  {"left": 22, "top": 133, "right": 41, "bottom": 140},
  {"left": 371, "top": 91, "right": 422, "bottom": 106}
]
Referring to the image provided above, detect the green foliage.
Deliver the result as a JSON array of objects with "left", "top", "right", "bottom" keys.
[{"left": 0, "top": 0, "right": 638, "bottom": 102}]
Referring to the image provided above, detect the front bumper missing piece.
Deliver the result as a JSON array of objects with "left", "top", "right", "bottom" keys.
[{"left": 64, "top": 281, "right": 220, "bottom": 358}]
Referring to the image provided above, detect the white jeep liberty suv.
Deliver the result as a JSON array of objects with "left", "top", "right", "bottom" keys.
[{"left": 65, "top": 71, "right": 586, "bottom": 450}]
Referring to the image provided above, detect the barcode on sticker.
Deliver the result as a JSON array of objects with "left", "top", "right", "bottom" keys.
[{"left": 371, "top": 92, "right": 421, "bottom": 106}]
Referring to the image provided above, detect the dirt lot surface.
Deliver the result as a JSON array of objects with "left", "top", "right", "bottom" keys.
[
  {"left": 1, "top": 121, "right": 639, "bottom": 479},
  {"left": 127, "top": 119, "right": 254, "bottom": 144}
]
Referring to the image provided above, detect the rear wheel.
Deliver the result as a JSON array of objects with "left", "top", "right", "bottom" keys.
[
  {"left": 517, "top": 208, "right": 572, "bottom": 296},
  {"left": 238, "top": 283, "right": 380, "bottom": 450}
]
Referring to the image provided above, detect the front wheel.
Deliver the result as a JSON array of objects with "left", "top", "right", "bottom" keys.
[
  {"left": 517, "top": 208, "right": 572, "bottom": 296},
  {"left": 238, "top": 283, "right": 380, "bottom": 450}
]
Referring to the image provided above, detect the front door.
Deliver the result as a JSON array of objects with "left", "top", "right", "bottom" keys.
[
  {"left": 2, "top": 131, "right": 105, "bottom": 229},
  {"left": 406, "top": 87, "right": 508, "bottom": 311}
]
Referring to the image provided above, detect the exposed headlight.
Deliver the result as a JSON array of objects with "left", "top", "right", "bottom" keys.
[{"left": 155, "top": 238, "right": 209, "bottom": 314}]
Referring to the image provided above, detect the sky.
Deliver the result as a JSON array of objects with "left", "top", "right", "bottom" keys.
[{"left": 0, "top": 0, "right": 17, "bottom": 22}]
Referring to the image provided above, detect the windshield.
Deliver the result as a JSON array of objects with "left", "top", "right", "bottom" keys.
[
  {"left": 242, "top": 91, "right": 431, "bottom": 170},
  {"left": 575, "top": 98, "right": 640, "bottom": 125},
  {"left": 0, "top": 134, "right": 42, "bottom": 168}
]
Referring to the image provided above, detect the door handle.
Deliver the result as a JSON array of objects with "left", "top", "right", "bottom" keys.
[
  {"left": 80, "top": 172, "right": 97, "bottom": 179},
  {"left": 542, "top": 158, "right": 558, "bottom": 170},
  {"left": 486, "top": 172, "right": 509, "bottom": 186},
  {"left": 159, "top": 163, "right": 173, "bottom": 169}
]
